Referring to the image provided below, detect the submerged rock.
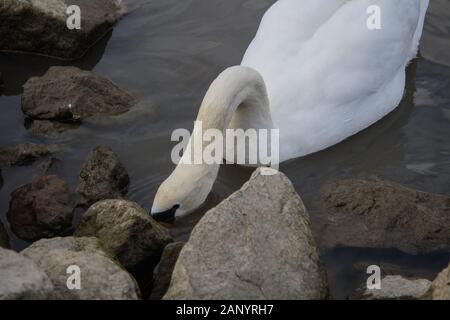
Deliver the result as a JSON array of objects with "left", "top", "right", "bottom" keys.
[
  {"left": 26, "top": 119, "right": 79, "bottom": 138},
  {"left": 426, "top": 262, "right": 450, "bottom": 300},
  {"left": 315, "top": 177, "right": 450, "bottom": 255},
  {"left": 75, "top": 200, "right": 172, "bottom": 270},
  {"left": 0, "top": 0, "right": 123, "bottom": 59},
  {"left": 164, "top": 168, "right": 328, "bottom": 300},
  {"left": 0, "top": 247, "right": 53, "bottom": 300},
  {"left": 0, "top": 143, "right": 61, "bottom": 168},
  {"left": 78, "top": 145, "right": 130, "bottom": 206},
  {"left": 0, "top": 222, "right": 9, "bottom": 248},
  {"left": 22, "top": 237, "right": 140, "bottom": 300},
  {"left": 150, "top": 242, "right": 184, "bottom": 300},
  {"left": 354, "top": 275, "right": 431, "bottom": 300},
  {"left": 7, "top": 175, "right": 73, "bottom": 241},
  {"left": 22, "top": 67, "right": 135, "bottom": 123}
]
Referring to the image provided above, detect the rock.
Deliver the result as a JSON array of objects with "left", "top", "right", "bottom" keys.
[
  {"left": 427, "top": 262, "right": 450, "bottom": 300},
  {"left": 26, "top": 119, "right": 79, "bottom": 138},
  {"left": 164, "top": 168, "right": 328, "bottom": 300},
  {"left": 0, "top": 143, "right": 60, "bottom": 168},
  {"left": 150, "top": 242, "right": 184, "bottom": 300},
  {"left": 75, "top": 199, "right": 172, "bottom": 270},
  {"left": 0, "top": 247, "right": 54, "bottom": 300},
  {"left": 22, "top": 237, "right": 140, "bottom": 300},
  {"left": 7, "top": 175, "right": 73, "bottom": 241},
  {"left": 314, "top": 177, "right": 450, "bottom": 255},
  {"left": 78, "top": 145, "right": 130, "bottom": 206},
  {"left": 355, "top": 275, "right": 431, "bottom": 300},
  {"left": 0, "top": 0, "right": 123, "bottom": 60},
  {"left": 0, "top": 222, "right": 10, "bottom": 248},
  {"left": 22, "top": 67, "right": 136, "bottom": 122}
]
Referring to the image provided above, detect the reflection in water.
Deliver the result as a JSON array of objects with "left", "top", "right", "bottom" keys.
[
  {"left": 0, "top": 0, "right": 450, "bottom": 298},
  {"left": 0, "top": 31, "right": 112, "bottom": 96}
]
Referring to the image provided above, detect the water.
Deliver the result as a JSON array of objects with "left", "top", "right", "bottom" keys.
[{"left": 1, "top": 0, "right": 449, "bottom": 299}]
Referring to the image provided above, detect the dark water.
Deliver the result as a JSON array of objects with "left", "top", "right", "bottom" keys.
[{"left": 1, "top": 0, "right": 450, "bottom": 299}]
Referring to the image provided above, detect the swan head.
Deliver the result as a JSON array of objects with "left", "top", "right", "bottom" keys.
[{"left": 151, "top": 163, "right": 219, "bottom": 224}]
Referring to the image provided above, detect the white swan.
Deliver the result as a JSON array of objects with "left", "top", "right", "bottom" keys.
[{"left": 151, "top": 0, "right": 429, "bottom": 222}]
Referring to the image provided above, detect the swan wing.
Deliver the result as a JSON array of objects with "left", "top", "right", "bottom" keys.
[{"left": 242, "top": 0, "right": 429, "bottom": 160}]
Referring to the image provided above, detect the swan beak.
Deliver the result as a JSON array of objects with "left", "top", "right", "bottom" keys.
[{"left": 151, "top": 207, "right": 177, "bottom": 225}]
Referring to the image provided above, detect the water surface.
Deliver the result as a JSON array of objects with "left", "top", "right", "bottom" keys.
[{"left": 1, "top": 0, "right": 449, "bottom": 299}]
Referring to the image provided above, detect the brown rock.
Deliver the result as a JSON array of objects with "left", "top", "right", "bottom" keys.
[
  {"left": 150, "top": 242, "right": 184, "bottom": 300},
  {"left": 0, "top": 0, "right": 123, "bottom": 60},
  {"left": 315, "top": 177, "right": 450, "bottom": 254},
  {"left": 7, "top": 175, "right": 73, "bottom": 241},
  {"left": 22, "top": 66, "right": 135, "bottom": 122},
  {"left": 0, "top": 143, "right": 60, "bottom": 168},
  {"left": 78, "top": 145, "right": 130, "bottom": 206}
]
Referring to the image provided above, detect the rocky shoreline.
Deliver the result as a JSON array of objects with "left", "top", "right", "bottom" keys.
[{"left": 0, "top": 0, "right": 449, "bottom": 301}]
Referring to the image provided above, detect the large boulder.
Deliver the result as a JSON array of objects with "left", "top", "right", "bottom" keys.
[
  {"left": 75, "top": 200, "right": 172, "bottom": 270},
  {"left": 0, "top": 247, "right": 54, "bottom": 300},
  {"left": 426, "top": 262, "right": 450, "bottom": 300},
  {"left": 78, "top": 145, "right": 130, "bottom": 206},
  {"left": 0, "top": 0, "right": 123, "bottom": 59},
  {"left": 355, "top": 275, "right": 431, "bottom": 300},
  {"left": 22, "top": 66, "right": 136, "bottom": 123},
  {"left": 0, "top": 143, "right": 60, "bottom": 168},
  {"left": 0, "top": 222, "right": 9, "bottom": 248},
  {"left": 150, "top": 242, "right": 184, "bottom": 300},
  {"left": 164, "top": 168, "right": 328, "bottom": 300},
  {"left": 7, "top": 175, "right": 73, "bottom": 241},
  {"left": 22, "top": 237, "right": 140, "bottom": 300},
  {"left": 314, "top": 177, "right": 450, "bottom": 255}
]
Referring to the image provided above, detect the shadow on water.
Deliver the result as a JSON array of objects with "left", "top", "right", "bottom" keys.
[{"left": 0, "top": 30, "right": 112, "bottom": 96}]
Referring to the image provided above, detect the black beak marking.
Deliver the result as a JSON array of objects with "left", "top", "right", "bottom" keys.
[{"left": 152, "top": 205, "right": 179, "bottom": 224}]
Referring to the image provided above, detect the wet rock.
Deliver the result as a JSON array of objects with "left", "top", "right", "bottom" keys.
[
  {"left": 22, "top": 67, "right": 136, "bottom": 122},
  {"left": 75, "top": 199, "right": 172, "bottom": 270},
  {"left": 26, "top": 119, "right": 79, "bottom": 138},
  {"left": 0, "top": 222, "right": 9, "bottom": 248},
  {"left": 0, "top": 247, "right": 53, "bottom": 300},
  {"left": 315, "top": 177, "right": 450, "bottom": 255},
  {"left": 7, "top": 175, "right": 73, "bottom": 241},
  {"left": 164, "top": 168, "right": 328, "bottom": 300},
  {"left": 0, "top": 143, "right": 61, "bottom": 168},
  {"left": 78, "top": 145, "right": 130, "bottom": 206},
  {"left": 0, "top": 0, "right": 123, "bottom": 60},
  {"left": 150, "top": 242, "right": 184, "bottom": 300},
  {"left": 427, "top": 262, "right": 450, "bottom": 300},
  {"left": 22, "top": 237, "right": 140, "bottom": 300},
  {"left": 354, "top": 275, "right": 431, "bottom": 300}
]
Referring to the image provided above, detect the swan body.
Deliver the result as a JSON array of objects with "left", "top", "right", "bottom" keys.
[{"left": 151, "top": 0, "right": 430, "bottom": 220}]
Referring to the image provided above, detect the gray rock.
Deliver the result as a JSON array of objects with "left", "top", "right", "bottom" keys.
[
  {"left": 0, "top": 143, "right": 61, "bottom": 168},
  {"left": 22, "top": 237, "right": 140, "bottom": 300},
  {"left": 150, "top": 242, "right": 184, "bottom": 300},
  {"left": 355, "top": 275, "right": 431, "bottom": 300},
  {"left": 7, "top": 175, "right": 73, "bottom": 241},
  {"left": 0, "top": 221, "right": 10, "bottom": 249},
  {"left": 164, "top": 168, "right": 328, "bottom": 300},
  {"left": 22, "top": 66, "right": 136, "bottom": 122},
  {"left": 427, "top": 262, "right": 450, "bottom": 300},
  {"left": 0, "top": 247, "right": 54, "bottom": 300},
  {"left": 75, "top": 199, "right": 172, "bottom": 270},
  {"left": 0, "top": 0, "right": 123, "bottom": 60},
  {"left": 314, "top": 177, "right": 450, "bottom": 255},
  {"left": 78, "top": 145, "right": 130, "bottom": 206}
]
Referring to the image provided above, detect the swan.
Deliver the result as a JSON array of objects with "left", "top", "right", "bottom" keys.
[{"left": 151, "top": 0, "right": 430, "bottom": 222}]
